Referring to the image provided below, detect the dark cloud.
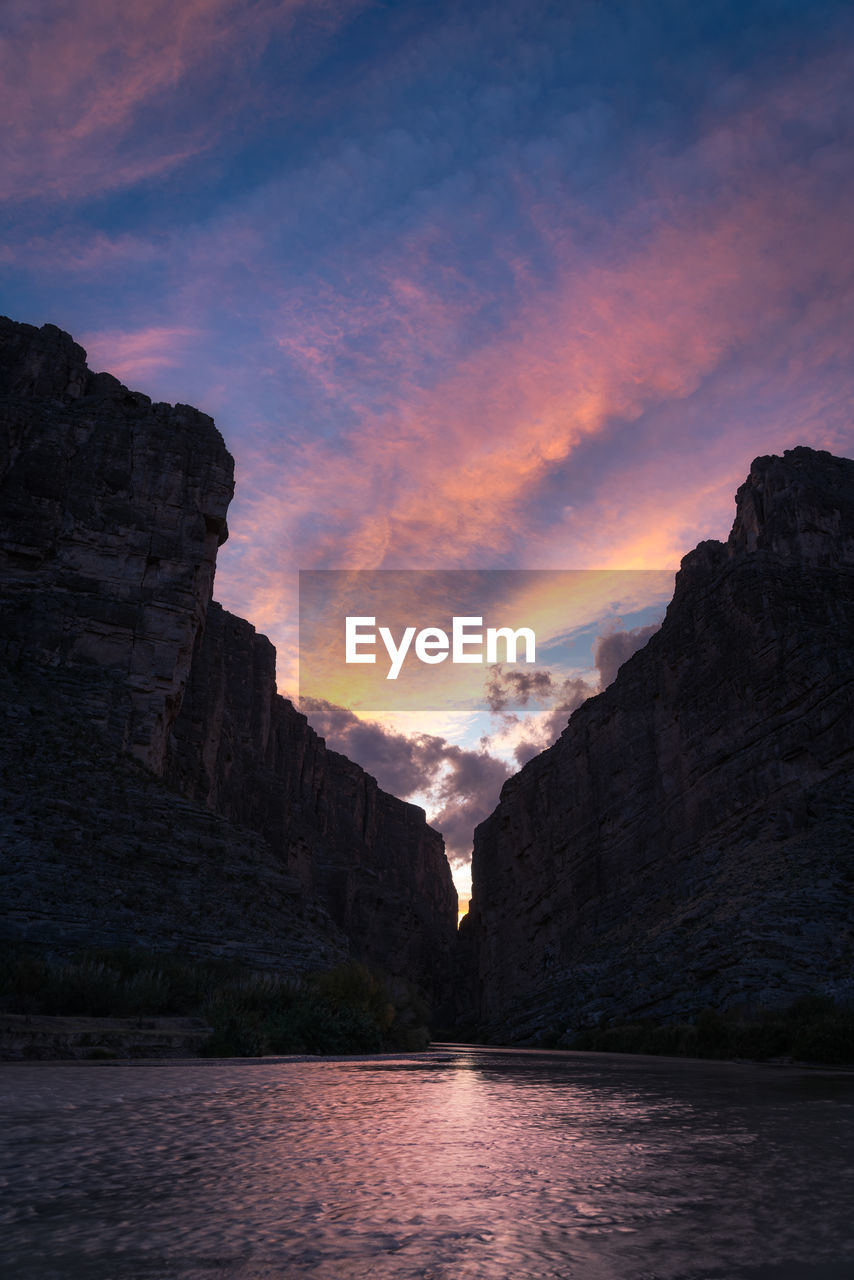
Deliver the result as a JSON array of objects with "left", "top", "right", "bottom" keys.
[
  {"left": 511, "top": 679, "right": 593, "bottom": 766},
  {"left": 426, "top": 745, "right": 512, "bottom": 862},
  {"left": 300, "top": 696, "right": 511, "bottom": 862},
  {"left": 484, "top": 665, "right": 555, "bottom": 717},
  {"left": 513, "top": 739, "right": 543, "bottom": 768},
  {"left": 593, "top": 624, "right": 660, "bottom": 689},
  {"left": 484, "top": 663, "right": 594, "bottom": 763},
  {"left": 504, "top": 675, "right": 593, "bottom": 766},
  {"left": 484, "top": 628, "right": 662, "bottom": 767}
]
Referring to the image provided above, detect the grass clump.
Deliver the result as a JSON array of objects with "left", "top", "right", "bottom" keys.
[
  {"left": 200, "top": 962, "right": 428, "bottom": 1057},
  {"left": 0, "top": 946, "right": 432, "bottom": 1058},
  {"left": 0, "top": 946, "right": 234, "bottom": 1017}
]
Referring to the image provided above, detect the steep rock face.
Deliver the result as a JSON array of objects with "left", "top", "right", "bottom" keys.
[
  {"left": 462, "top": 448, "right": 854, "bottom": 1040},
  {"left": 165, "top": 603, "right": 457, "bottom": 1001},
  {"left": 0, "top": 318, "right": 456, "bottom": 998},
  {"left": 322, "top": 750, "right": 457, "bottom": 1002},
  {"left": 0, "top": 658, "right": 348, "bottom": 972},
  {"left": 0, "top": 317, "right": 233, "bottom": 770},
  {"left": 729, "top": 449, "right": 854, "bottom": 564}
]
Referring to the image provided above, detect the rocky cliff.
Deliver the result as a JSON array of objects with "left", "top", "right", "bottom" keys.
[
  {"left": 0, "top": 318, "right": 233, "bottom": 772},
  {"left": 165, "top": 601, "right": 456, "bottom": 999},
  {"left": 0, "top": 318, "right": 456, "bottom": 1003},
  {"left": 461, "top": 447, "right": 854, "bottom": 1041}
]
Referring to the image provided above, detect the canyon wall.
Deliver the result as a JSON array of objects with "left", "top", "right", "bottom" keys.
[
  {"left": 165, "top": 601, "right": 456, "bottom": 999},
  {"left": 0, "top": 318, "right": 456, "bottom": 1002},
  {"left": 461, "top": 447, "right": 854, "bottom": 1040},
  {"left": 0, "top": 317, "right": 233, "bottom": 772}
]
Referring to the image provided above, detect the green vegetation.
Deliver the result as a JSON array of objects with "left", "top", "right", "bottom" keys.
[
  {"left": 567, "top": 996, "right": 854, "bottom": 1065},
  {"left": 200, "top": 961, "right": 430, "bottom": 1057},
  {"left": 0, "top": 946, "right": 431, "bottom": 1057},
  {"left": 0, "top": 947, "right": 225, "bottom": 1018}
]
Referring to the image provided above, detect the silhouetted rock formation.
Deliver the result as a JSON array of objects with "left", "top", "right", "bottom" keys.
[
  {"left": 0, "top": 318, "right": 456, "bottom": 1003},
  {"left": 0, "top": 318, "right": 233, "bottom": 771},
  {"left": 461, "top": 447, "right": 854, "bottom": 1041},
  {"left": 165, "top": 601, "right": 455, "bottom": 998}
]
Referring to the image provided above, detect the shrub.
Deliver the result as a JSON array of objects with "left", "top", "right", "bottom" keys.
[
  {"left": 792, "top": 1014, "right": 854, "bottom": 1064},
  {"left": 199, "top": 1011, "right": 265, "bottom": 1058},
  {"left": 0, "top": 945, "right": 435, "bottom": 1057},
  {"left": 567, "top": 994, "right": 854, "bottom": 1065}
]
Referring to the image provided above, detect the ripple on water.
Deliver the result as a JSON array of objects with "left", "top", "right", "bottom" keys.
[{"left": 2, "top": 1051, "right": 854, "bottom": 1279}]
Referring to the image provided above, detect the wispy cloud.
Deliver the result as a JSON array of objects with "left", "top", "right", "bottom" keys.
[
  {"left": 0, "top": 0, "right": 363, "bottom": 202},
  {"left": 299, "top": 613, "right": 661, "bottom": 861},
  {"left": 6, "top": 0, "right": 854, "bottom": 703},
  {"left": 205, "top": 36, "right": 854, "bottom": 665},
  {"left": 81, "top": 326, "right": 201, "bottom": 382}
]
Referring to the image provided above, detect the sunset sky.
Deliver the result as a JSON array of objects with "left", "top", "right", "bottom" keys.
[{"left": 4, "top": 0, "right": 854, "bottom": 895}]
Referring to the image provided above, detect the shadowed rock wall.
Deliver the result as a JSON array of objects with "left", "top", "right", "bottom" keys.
[
  {"left": 0, "top": 318, "right": 456, "bottom": 1001},
  {"left": 462, "top": 448, "right": 854, "bottom": 1040},
  {"left": 165, "top": 602, "right": 457, "bottom": 1000},
  {"left": 0, "top": 317, "right": 233, "bottom": 771}
]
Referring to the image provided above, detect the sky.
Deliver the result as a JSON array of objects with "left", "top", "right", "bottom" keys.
[{"left": 4, "top": 0, "right": 854, "bottom": 898}]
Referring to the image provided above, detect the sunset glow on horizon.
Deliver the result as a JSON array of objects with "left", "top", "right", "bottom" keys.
[{"left": 5, "top": 0, "right": 854, "bottom": 891}]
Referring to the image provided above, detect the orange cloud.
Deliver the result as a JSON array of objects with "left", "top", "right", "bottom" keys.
[
  {"left": 84, "top": 40, "right": 843, "bottom": 685},
  {"left": 248, "top": 195, "right": 838, "bottom": 538},
  {"left": 220, "top": 148, "right": 854, "bottom": 678}
]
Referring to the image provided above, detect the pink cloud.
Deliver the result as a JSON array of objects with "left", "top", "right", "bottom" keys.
[
  {"left": 257, "top": 184, "right": 845, "bottom": 570},
  {"left": 81, "top": 325, "right": 201, "bottom": 383},
  {"left": 214, "top": 55, "right": 854, "bottom": 668},
  {"left": 274, "top": 231, "right": 485, "bottom": 410},
  {"left": 1, "top": 0, "right": 363, "bottom": 201},
  {"left": 0, "top": 229, "right": 162, "bottom": 275}
]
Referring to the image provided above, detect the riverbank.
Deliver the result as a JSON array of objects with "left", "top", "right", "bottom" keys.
[
  {"left": 0, "top": 1012, "right": 212, "bottom": 1060},
  {"left": 0, "top": 948, "right": 432, "bottom": 1057},
  {"left": 4, "top": 1022, "right": 854, "bottom": 1077}
]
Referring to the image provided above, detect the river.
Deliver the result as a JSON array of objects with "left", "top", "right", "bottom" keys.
[{"left": 2, "top": 1046, "right": 853, "bottom": 1279}]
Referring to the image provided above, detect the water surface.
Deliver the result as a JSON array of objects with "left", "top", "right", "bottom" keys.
[{"left": 2, "top": 1046, "right": 853, "bottom": 1278}]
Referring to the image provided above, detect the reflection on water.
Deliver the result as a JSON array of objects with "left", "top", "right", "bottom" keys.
[{"left": 2, "top": 1047, "right": 854, "bottom": 1279}]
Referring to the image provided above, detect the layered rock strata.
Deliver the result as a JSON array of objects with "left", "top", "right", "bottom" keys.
[
  {"left": 0, "top": 657, "right": 348, "bottom": 973},
  {"left": 461, "top": 447, "right": 854, "bottom": 1040},
  {"left": 0, "top": 318, "right": 456, "bottom": 1001}
]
